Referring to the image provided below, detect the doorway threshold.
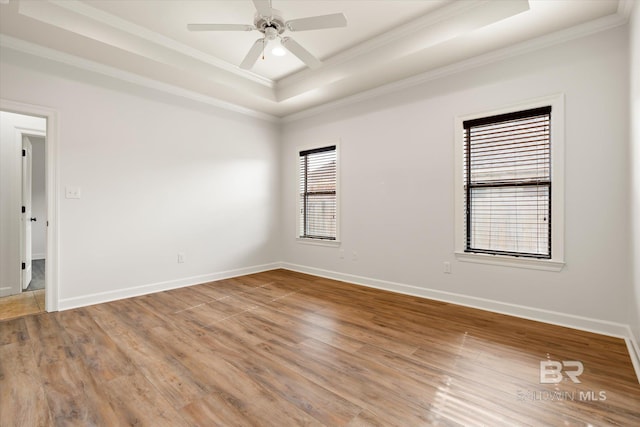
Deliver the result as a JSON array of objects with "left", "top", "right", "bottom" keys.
[{"left": 0, "top": 290, "right": 45, "bottom": 321}]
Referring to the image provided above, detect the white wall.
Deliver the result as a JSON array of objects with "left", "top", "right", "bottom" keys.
[
  {"left": 0, "top": 49, "right": 281, "bottom": 307},
  {"left": 30, "top": 136, "right": 46, "bottom": 260},
  {"left": 0, "top": 112, "right": 46, "bottom": 296},
  {"left": 629, "top": 3, "right": 640, "bottom": 344},
  {"left": 282, "top": 26, "right": 631, "bottom": 327}
]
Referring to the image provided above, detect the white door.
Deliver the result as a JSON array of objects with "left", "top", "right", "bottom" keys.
[{"left": 21, "top": 136, "right": 33, "bottom": 290}]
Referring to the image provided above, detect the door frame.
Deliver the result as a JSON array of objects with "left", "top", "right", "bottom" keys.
[{"left": 1, "top": 99, "right": 59, "bottom": 312}]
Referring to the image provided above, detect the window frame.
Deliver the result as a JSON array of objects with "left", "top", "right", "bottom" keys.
[
  {"left": 454, "top": 95, "right": 565, "bottom": 271},
  {"left": 296, "top": 141, "right": 341, "bottom": 246}
]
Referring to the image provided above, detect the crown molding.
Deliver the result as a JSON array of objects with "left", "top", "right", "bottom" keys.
[
  {"left": 278, "top": 0, "right": 529, "bottom": 90},
  {"left": 2, "top": 1, "right": 629, "bottom": 123},
  {"left": 283, "top": 9, "right": 629, "bottom": 123},
  {"left": 0, "top": 35, "right": 279, "bottom": 123},
  {"left": 617, "top": 0, "right": 635, "bottom": 21},
  {"left": 46, "top": 0, "right": 274, "bottom": 89},
  {"left": 277, "top": 0, "right": 481, "bottom": 87}
]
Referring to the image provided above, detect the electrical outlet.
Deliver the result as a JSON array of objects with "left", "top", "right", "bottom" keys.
[
  {"left": 443, "top": 262, "right": 451, "bottom": 274},
  {"left": 177, "top": 252, "right": 185, "bottom": 263}
]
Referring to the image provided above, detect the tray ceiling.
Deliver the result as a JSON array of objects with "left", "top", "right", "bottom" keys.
[{"left": 0, "top": 0, "right": 628, "bottom": 119}]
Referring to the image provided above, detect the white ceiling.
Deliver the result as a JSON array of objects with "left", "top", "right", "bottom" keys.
[{"left": 0, "top": 0, "right": 630, "bottom": 119}]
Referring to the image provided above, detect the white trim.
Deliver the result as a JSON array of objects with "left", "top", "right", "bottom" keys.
[
  {"left": 618, "top": 0, "right": 635, "bottom": 20},
  {"left": 0, "top": 4, "right": 627, "bottom": 123},
  {"left": 296, "top": 238, "right": 341, "bottom": 248},
  {"left": 280, "top": 0, "right": 527, "bottom": 88},
  {"left": 58, "top": 262, "right": 281, "bottom": 311},
  {"left": 280, "top": 262, "right": 640, "bottom": 383},
  {"left": 44, "top": 0, "right": 274, "bottom": 88},
  {"left": 453, "top": 94, "right": 565, "bottom": 271},
  {"left": 454, "top": 251, "right": 564, "bottom": 272},
  {"left": 295, "top": 140, "right": 341, "bottom": 242},
  {"left": 282, "top": 13, "right": 628, "bottom": 123},
  {"left": 625, "top": 329, "right": 640, "bottom": 384},
  {"left": 14, "top": 126, "right": 45, "bottom": 136},
  {"left": 31, "top": 253, "right": 46, "bottom": 260},
  {"left": 0, "top": 35, "right": 278, "bottom": 123},
  {"left": 1, "top": 99, "right": 59, "bottom": 312}
]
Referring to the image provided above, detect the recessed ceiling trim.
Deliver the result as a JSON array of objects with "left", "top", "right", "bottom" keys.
[
  {"left": 277, "top": 0, "right": 480, "bottom": 87},
  {"left": 617, "top": 0, "right": 635, "bottom": 20},
  {"left": 282, "top": 9, "right": 629, "bottom": 123},
  {"left": 18, "top": 0, "right": 276, "bottom": 101},
  {"left": 278, "top": 0, "right": 529, "bottom": 89},
  {"left": 1, "top": 0, "right": 626, "bottom": 119},
  {"left": 49, "top": 0, "right": 275, "bottom": 88},
  {"left": 276, "top": 0, "right": 530, "bottom": 102},
  {"left": 0, "top": 35, "right": 279, "bottom": 122},
  {"left": 18, "top": 0, "right": 274, "bottom": 93}
]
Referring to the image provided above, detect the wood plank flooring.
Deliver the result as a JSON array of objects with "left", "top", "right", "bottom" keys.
[
  {"left": 1, "top": 269, "right": 639, "bottom": 426},
  {"left": 0, "top": 290, "right": 45, "bottom": 321}
]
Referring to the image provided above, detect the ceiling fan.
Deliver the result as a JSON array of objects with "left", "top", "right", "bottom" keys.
[{"left": 187, "top": 0, "right": 347, "bottom": 70}]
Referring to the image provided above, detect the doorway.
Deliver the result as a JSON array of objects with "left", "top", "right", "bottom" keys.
[{"left": 0, "top": 101, "right": 58, "bottom": 319}]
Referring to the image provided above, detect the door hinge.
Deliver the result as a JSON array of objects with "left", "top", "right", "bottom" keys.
[
  {"left": 22, "top": 149, "right": 26, "bottom": 157},
  {"left": 22, "top": 206, "right": 26, "bottom": 213},
  {"left": 21, "top": 262, "right": 26, "bottom": 270}
]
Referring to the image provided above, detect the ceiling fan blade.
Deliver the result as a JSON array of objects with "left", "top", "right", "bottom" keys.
[
  {"left": 187, "top": 24, "right": 254, "bottom": 32},
  {"left": 239, "top": 38, "right": 265, "bottom": 69},
  {"left": 252, "top": 0, "right": 272, "bottom": 17},
  {"left": 286, "top": 13, "right": 347, "bottom": 32},
  {"left": 281, "top": 37, "right": 321, "bottom": 69}
]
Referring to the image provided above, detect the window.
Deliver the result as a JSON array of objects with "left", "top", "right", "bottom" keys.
[
  {"left": 464, "top": 107, "right": 551, "bottom": 258},
  {"left": 454, "top": 95, "right": 564, "bottom": 271},
  {"left": 298, "top": 145, "right": 337, "bottom": 241}
]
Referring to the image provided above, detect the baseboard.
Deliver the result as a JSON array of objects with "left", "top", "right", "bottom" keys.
[
  {"left": 625, "top": 329, "right": 640, "bottom": 384},
  {"left": 58, "top": 262, "right": 281, "bottom": 311},
  {"left": 280, "top": 262, "right": 640, "bottom": 383},
  {"left": 32, "top": 253, "right": 46, "bottom": 260}
]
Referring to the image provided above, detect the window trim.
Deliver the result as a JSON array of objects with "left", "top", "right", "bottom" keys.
[
  {"left": 296, "top": 140, "right": 341, "bottom": 246},
  {"left": 454, "top": 95, "right": 565, "bottom": 271}
]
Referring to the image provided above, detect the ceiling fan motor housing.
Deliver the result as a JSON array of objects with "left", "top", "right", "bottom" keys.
[{"left": 254, "top": 10, "right": 286, "bottom": 40}]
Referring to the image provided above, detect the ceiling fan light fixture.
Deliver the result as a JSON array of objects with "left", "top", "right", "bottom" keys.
[
  {"left": 272, "top": 41, "right": 287, "bottom": 57},
  {"left": 188, "top": 0, "right": 347, "bottom": 70}
]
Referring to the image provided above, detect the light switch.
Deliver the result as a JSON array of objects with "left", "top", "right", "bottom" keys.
[{"left": 65, "top": 186, "right": 81, "bottom": 199}]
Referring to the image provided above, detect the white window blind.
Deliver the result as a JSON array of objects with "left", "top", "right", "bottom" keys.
[
  {"left": 463, "top": 106, "right": 551, "bottom": 259},
  {"left": 299, "top": 145, "right": 337, "bottom": 240}
]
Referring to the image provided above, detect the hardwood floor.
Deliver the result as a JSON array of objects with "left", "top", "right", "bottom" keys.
[{"left": 1, "top": 269, "right": 639, "bottom": 426}]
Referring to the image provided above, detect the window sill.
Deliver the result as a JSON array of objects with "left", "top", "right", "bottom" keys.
[
  {"left": 296, "top": 238, "right": 341, "bottom": 248},
  {"left": 454, "top": 251, "right": 564, "bottom": 272}
]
